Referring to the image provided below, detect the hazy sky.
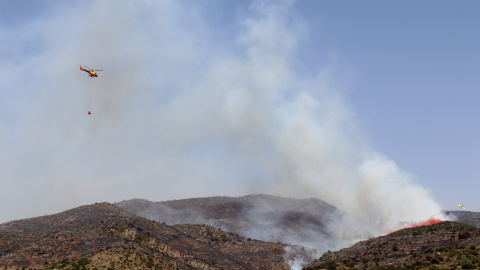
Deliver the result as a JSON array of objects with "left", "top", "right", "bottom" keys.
[{"left": 1, "top": 0, "right": 479, "bottom": 225}]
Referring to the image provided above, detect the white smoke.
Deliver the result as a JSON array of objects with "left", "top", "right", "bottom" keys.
[
  {"left": 284, "top": 246, "right": 310, "bottom": 270},
  {"left": 1, "top": 0, "right": 441, "bottom": 254}
]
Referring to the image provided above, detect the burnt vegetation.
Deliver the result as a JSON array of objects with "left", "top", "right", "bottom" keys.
[{"left": 115, "top": 194, "right": 337, "bottom": 258}]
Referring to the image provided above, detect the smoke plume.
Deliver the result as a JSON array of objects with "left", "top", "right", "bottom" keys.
[{"left": 1, "top": 0, "right": 442, "bottom": 254}]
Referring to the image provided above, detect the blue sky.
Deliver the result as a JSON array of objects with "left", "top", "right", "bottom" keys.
[
  {"left": 304, "top": 1, "right": 480, "bottom": 211},
  {"left": 0, "top": 0, "right": 478, "bottom": 228}
]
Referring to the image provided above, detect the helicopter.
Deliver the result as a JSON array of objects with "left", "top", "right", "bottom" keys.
[{"left": 80, "top": 65, "right": 103, "bottom": 78}]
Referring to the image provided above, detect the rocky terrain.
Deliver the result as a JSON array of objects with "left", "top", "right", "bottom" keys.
[
  {"left": 304, "top": 221, "right": 480, "bottom": 269},
  {"left": 0, "top": 202, "right": 308, "bottom": 269},
  {"left": 115, "top": 194, "right": 339, "bottom": 254}
]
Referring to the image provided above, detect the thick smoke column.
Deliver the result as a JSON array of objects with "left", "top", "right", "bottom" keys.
[{"left": 0, "top": 0, "right": 441, "bottom": 251}]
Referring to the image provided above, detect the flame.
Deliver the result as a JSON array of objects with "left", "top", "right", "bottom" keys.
[
  {"left": 389, "top": 217, "right": 443, "bottom": 234},
  {"left": 407, "top": 217, "right": 443, "bottom": 228}
]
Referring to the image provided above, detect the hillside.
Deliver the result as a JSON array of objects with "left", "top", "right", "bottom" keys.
[
  {"left": 449, "top": 210, "right": 480, "bottom": 228},
  {"left": 0, "top": 202, "right": 308, "bottom": 269},
  {"left": 115, "top": 194, "right": 338, "bottom": 255},
  {"left": 304, "top": 221, "right": 480, "bottom": 269}
]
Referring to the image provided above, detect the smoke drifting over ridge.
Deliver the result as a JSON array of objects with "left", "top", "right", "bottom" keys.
[{"left": 1, "top": 0, "right": 441, "bottom": 243}]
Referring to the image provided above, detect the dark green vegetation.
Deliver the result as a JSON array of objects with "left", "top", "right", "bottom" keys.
[
  {"left": 44, "top": 249, "right": 171, "bottom": 270},
  {"left": 308, "top": 245, "right": 480, "bottom": 270}
]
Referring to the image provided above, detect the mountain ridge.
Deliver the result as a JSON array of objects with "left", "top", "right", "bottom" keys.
[
  {"left": 3, "top": 195, "right": 479, "bottom": 269},
  {"left": 115, "top": 194, "right": 339, "bottom": 256},
  {"left": 0, "top": 202, "right": 307, "bottom": 269}
]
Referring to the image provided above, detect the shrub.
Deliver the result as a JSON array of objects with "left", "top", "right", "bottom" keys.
[
  {"left": 461, "top": 260, "right": 476, "bottom": 269},
  {"left": 459, "top": 232, "right": 471, "bottom": 239}
]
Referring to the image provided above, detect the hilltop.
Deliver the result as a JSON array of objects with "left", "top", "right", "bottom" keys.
[
  {"left": 304, "top": 221, "right": 480, "bottom": 269},
  {"left": 0, "top": 202, "right": 307, "bottom": 269},
  {"left": 115, "top": 194, "right": 339, "bottom": 255},
  {"left": 449, "top": 210, "right": 480, "bottom": 228}
]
